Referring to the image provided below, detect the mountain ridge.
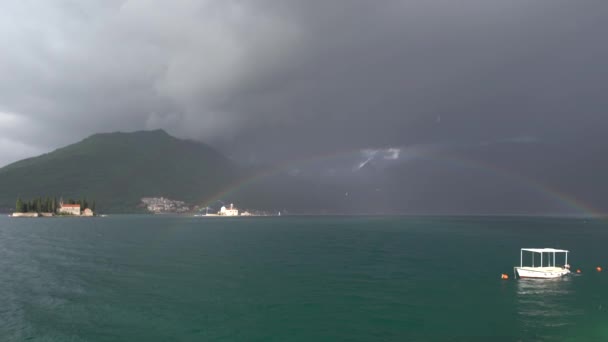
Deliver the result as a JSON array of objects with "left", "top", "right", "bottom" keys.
[{"left": 0, "top": 130, "right": 240, "bottom": 213}]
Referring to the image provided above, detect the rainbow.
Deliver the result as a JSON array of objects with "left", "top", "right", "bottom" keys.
[
  {"left": 426, "top": 153, "right": 604, "bottom": 218},
  {"left": 200, "top": 148, "right": 604, "bottom": 218},
  {"left": 200, "top": 149, "right": 361, "bottom": 208}
]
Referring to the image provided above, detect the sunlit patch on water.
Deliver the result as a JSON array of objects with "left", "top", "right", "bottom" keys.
[{"left": 515, "top": 277, "right": 585, "bottom": 338}]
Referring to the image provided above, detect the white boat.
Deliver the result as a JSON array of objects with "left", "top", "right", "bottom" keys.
[{"left": 514, "top": 248, "right": 571, "bottom": 279}]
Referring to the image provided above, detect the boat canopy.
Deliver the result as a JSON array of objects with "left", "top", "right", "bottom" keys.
[
  {"left": 521, "top": 248, "right": 568, "bottom": 253},
  {"left": 519, "top": 248, "right": 569, "bottom": 269}
]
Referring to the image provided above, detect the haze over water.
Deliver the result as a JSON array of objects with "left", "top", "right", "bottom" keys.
[{"left": 1, "top": 215, "right": 608, "bottom": 341}]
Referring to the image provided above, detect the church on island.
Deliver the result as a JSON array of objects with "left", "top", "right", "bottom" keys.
[
  {"left": 218, "top": 203, "right": 239, "bottom": 216},
  {"left": 197, "top": 203, "right": 255, "bottom": 217},
  {"left": 57, "top": 201, "right": 95, "bottom": 216},
  {"left": 58, "top": 203, "right": 81, "bottom": 215}
]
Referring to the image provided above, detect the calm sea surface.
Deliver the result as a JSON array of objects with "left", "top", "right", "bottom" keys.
[{"left": 1, "top": 215, "right": 607, "bottom": 341}]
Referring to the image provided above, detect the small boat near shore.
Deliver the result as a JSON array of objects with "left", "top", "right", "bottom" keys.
[{"left": 514, "top": 248, "right": 570, "bottom": 279}]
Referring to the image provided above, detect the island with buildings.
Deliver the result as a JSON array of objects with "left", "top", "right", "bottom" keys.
[
  {"left": 195, "top": 203, "right": 275, "bottom": 217},
  {"left": 11, "top": 197, "right": 96, "bottom": 217},
  {"left": 201, "top": 203, "right": 240, "bottom": 216}
]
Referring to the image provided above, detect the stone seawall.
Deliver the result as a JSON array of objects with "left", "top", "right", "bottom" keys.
[{"left": 11, "top": 212, "right": 40, "bottom": 218}]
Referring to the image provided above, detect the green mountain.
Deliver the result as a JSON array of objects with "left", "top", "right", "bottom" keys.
[{"left": 0, "top": 130, "right": 239, "bottom": 213}]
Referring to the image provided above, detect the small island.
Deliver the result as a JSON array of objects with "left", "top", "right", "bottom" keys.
[{"left": 12, "top": 197, "right": 96, "bottom": 217}]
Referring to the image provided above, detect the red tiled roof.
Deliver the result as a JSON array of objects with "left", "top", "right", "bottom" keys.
[{"left": 62, "top": 204, "right": 81, "bottom": 207}]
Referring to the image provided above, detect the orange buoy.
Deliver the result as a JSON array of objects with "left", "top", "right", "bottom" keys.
[
  {"left": 597, "top": 266, "right": 602, "bottom": 272},
  {"left": 501, "top": 274, "right": 509, "bottom": 280},
  {"left": 576, "top": 269, "right": 581, "bottom": 274}
]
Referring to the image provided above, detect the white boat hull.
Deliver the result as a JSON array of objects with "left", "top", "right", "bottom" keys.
[{"left": 515, "top": 267, "right": 570, "bottom": 279}]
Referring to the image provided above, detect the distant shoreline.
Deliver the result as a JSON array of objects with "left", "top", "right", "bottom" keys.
[{"left": 2, "top": 211, "right": 604, "bottom": 219}]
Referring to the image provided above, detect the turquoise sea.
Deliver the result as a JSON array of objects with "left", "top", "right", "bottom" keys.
[{"left": 1, "top": 215, "right": 607, "bottom": 341}]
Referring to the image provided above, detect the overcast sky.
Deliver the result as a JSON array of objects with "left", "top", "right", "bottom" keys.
[{"left": 1, "top": 0, "right": 607, "bottom": 168}]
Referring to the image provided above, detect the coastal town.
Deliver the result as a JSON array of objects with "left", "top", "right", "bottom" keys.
[{"left": 141, "top": 197, "right": 190, "bottom": 213}]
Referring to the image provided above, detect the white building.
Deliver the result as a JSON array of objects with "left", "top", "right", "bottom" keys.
[
  {"left": 59, "top": 203, "right": 81, "bottom": 216},
  {"left": 218, "top": 203, "right": 239, "bottom": 216},
  {"left": 82, "top": 208, "right": 94, "bottom": 216}
]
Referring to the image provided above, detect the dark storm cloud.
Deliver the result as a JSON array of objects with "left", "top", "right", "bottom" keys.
[{"left": 1, "top": 0, "right": 607, "bottom": 168}]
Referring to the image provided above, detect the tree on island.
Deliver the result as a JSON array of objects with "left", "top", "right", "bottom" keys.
[
  {"left": 16, "top": 198, "right": 24, "bottom": 213},
  {"left": 44, "top": 197, "right": 51, "bottom": 212},
  {"left": 77, "top": 199, "right": 84, "bottom": 211}
]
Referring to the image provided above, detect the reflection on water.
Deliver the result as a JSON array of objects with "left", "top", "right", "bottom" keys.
[{"left": 516, "top": 276, "right": 583, "bottom": 338}]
